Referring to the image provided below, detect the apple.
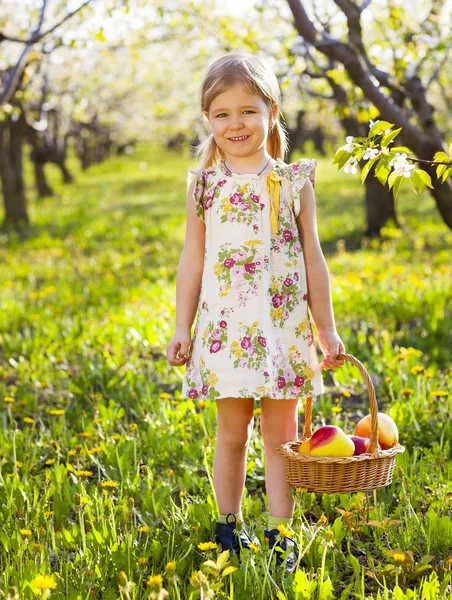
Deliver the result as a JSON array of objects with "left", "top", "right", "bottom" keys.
[
  {"left": 298, "top": 439, "right": 311, "bottom": 455},
  {"left": 348, "top": 435, "right": 381, "bottom": 456},
  {"left": 309, "top": 425, "right": 355, "bottom": 457},
  {"left": 355, "top": 412, "right": 399, "bottom": 450}
]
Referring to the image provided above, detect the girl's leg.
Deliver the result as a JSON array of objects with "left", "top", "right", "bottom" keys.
[
  {"left": 260, "top": 397, "right": 299, "bottom": 518},
  {"left": 213, "top": 397, "right": 255, "bottom": 515}
]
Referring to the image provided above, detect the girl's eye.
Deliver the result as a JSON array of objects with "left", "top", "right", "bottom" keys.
[{"left": 216, "top": 110, "right": 255, "bottom": 118}]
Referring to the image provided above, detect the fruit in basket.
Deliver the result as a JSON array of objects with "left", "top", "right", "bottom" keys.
[
  {"left": 309, "top": 425, "right": 355, "bottom": 457},
  {"left": 348, "top": 435, "right": 381, "bottom": 456},
  {"left": 355, "top": 412, "right": 398, "bottom": 449},
  {"left": 298, "top": 439, "right": 311, "bottom": 455}
]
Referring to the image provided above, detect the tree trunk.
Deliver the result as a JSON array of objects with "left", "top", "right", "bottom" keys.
[
  {"left": 364, "top": 164, "right": 399, "bottom": 237},
  {"left": 0, "top": 118, "right": 28, "bottom": 228},
  {"left": 53, "top": 157, "right": 73, "bottom": 183},
  {"left": 28, "top": 128, "right": 54, "bottom": 197}
]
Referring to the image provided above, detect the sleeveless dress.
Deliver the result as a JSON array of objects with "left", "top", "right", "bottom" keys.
[{"left": 181, "top": 157, "right": 324, "bottom": 402}]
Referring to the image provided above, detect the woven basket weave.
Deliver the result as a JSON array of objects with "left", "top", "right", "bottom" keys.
[{"left": 277, "top": 353, "right": 405, "bottom": 494}]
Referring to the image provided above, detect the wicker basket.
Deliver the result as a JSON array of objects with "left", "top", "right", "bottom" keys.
[{"left": 277, "top": 353, "right": 405, "bottom": 494}]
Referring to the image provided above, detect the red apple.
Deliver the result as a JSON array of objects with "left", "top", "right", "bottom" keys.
[
  {"left": 309, "top": 425, "right": 354, "bottom": 457},
  {"left": 348, "top": 435, "right": 381, "bottom": 456},
  {"left": 355, "top": 412, "right": 398, "bottom": 449}
]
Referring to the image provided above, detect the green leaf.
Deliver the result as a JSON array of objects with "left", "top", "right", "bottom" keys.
[
  {"left": 442, "top": 167, "right": 452, "bottom": 183},
  {"left": 375, "top": 161, "right": 391, "bottom": 185},
  {"left": 449, "top": 142, "right": 452, "bottom": 155},
  {"left": 381, "top": 127, "right": 402, "bottom": 147},
  {"left": 222, "top": 566, "right": 238, "bottom": 577},
  {"left": 434, "top": 151, "right": 450, "bottom": 162},
  {"left": 216, "top": 549, "right": 230, "bottom": 570},
  {"left": 360, "top": 157, "right": 379, "bottom": 183},
  {"left": 437, "top": 164, "right": 447, "bottom": 178},
  {"left": 412, "top": 170, "right": 426, "bottom": 194},
  {"left": 390, "top": 146, "right": 411, "bottom": 153},
  {"left": 392, "top": 176, "right": 403, "bottom": 200},
  {"left": 388, "top": 170, "right": 400, "bottom": 190},
  {"left": 369, "top": 121, "right": 394, "bottom": 137},
  {"left": 332, "top": 148, "right": 350, "bottom": 166},
  {"left": 416, "top": 169, "right": 434, "bottom": 189}
]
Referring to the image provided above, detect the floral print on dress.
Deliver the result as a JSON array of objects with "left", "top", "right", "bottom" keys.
[
  {"left": 185, "top": 356, "right": 221, "bottom": 401},
  {"left": 187, "top": 167, "right": 227, "bottom": 223},
  {"left": 271, "top": 339, "right": 316, "bottom": 398},
  {"left": 215, "top": 240, "right": 269, "bottom": 306},
  {"left": 202, "top": 307, "right": 234, "bottom": 353},
  {"left": 229, "top": 321, "right": 270, "bottom": 372},
  {"left": 267, "top": 274, "right": 307, "bottom": 328},
  {"left": 219, "top": 182, "right": 265, "bottom": 230}
]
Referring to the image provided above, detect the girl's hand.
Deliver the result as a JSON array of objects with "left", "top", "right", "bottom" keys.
[
  {"left": 166, "top": 327, "right": 192, "bottom": 367},
  {"left": 317, "top": 329, "right": 346, "bottom": 370}
]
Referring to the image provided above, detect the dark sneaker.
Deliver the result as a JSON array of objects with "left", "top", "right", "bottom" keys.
[
  {"left": 264, "top": 527, "right": 299, "bottom": 574},
  {"left": 215, "top": 513, "right": 252, "bottom": 558}
]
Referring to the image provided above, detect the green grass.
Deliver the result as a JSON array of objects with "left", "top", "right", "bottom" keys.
[{"left": 0, "top": 143, "right": 451, "bottom": 599}]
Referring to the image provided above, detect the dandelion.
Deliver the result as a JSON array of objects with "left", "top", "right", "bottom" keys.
[
  {"left": 20, "top": 528, "right": 33, "bottom": 536},
  {"left": 399, "top": 388, "right": 415, "bottom": 396},
  {"left": 198, "top": 541, "right": 218, "bottom": 551},
  {"left": 276, "top": 524, "right": 293, "bottom": 538},
  {"left": 137, "top": 525, "right": 151, "bottom": 534},
  {"left": 319, "top": 514, "right": 328, "bottom": 525},
  {"left": 430, "top": 390, "right": 448, "bottom": 397},
  {"left": 332, "top": 406, "right": 342, "bottom": 413},
  {"left": 45, "top": 459, "right": 55, "bottom": 466},
  {"left": 101, "top": 480, "right": 119, "bottom": 489},
  {"left": 4, "top": 396, "right": 15, "bottom": 403},
  {"left": 393, "top": 552, "right": 406, "bottom": 564},
  {"left": 24, "top": 417, "right": 35, "bottom": 424},
  {"left": 78, "top": 432, "right": 91, "bottom": 438},
  {"left": 249, "top": 542, "right": 260, "bottom": 553},
  {"left": 75, "top": 470, "right": 93, "bottom": 478},
  {"left": 49, "top": 409, "right": 65, "bottom": 416},
  {"left": 410, "top": 366, "right": 424, "bottom": 375},
  {"left": 16, "top": 461, "right": 23, "bottom": 468},
  {"left": 165, "top": 561, "right": 176, "bottom": 572},
  {"left": 148, "top": 574, "right": 163, "bottom": 588},
  {"left": 88, "top": 446, "right": 102, "bottom": 455},
  {"left": 32, "top": 574, "right": 57, "bottom": 592},
  {"left": 138, "top": 557, "right": 148, "bottom": 566},
  {"left": 118, "top": 571, "right": 131, "bottom": 595}
]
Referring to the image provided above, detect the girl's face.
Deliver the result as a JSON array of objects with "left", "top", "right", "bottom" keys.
[{"left": 204, "top": 83, "right": 276, "bottom": 162}]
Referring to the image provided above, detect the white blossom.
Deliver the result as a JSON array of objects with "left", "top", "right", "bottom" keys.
[
  {"left": 362, "top": 148, "right": 380, "bottom": 160},
  {"left": 344, "top": 156, "right": 358, "bottom": 174},
  {"left": 389, "top": 153, "right": 414, "bottom": 178},
  {"left": 369, "top": 119, "right": 380, "bottom": 131},
  {"left": 344, "top": 136, "right": 354, "bottom": 152}
]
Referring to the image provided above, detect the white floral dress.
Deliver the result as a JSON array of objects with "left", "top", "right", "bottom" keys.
[{"left": 181, "top": 157, "right": 324, "bottom": 402}]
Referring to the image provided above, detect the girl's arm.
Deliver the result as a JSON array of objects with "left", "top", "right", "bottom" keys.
[
  {"left": 296, "top": 178, "right": 345, "bottom": 369},
  {"left": 167, "top": 178, "right": 205, "bottom": 367},
  {"left": 176, "top": 177, "right": 205, "bottom": 331}
]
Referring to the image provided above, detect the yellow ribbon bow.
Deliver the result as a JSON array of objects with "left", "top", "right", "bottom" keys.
[{"left": 265, "top": 170, "right": 284, "bottom": 234}]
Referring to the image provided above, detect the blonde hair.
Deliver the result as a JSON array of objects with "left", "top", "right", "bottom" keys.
[{"left": 194, "top": 50, "right": 289, "bottom": 168}]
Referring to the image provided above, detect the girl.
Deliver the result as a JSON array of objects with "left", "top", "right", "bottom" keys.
[{"left": 166, "top": 50, "right": 346, "bottom": 574}]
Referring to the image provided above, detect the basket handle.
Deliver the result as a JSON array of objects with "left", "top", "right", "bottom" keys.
[{"left": 303, "top": 353, "right": 380, "bottom": 455}]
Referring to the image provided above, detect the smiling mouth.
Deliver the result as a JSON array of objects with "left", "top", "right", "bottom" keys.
[{"left": 228, "top": 135, "right": 250, "bottom": 141}]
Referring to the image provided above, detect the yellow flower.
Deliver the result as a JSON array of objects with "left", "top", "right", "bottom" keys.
[
  {"left": 400, "top": 388, "right": 415, "bottom": 396},
  {"left": 20, "top": 528, "right": 33, "bottom": 536},
  {"left": 276, "top": 524, "right": 293, "bottom": 538},
  {"left": 240, "top": 185, "right": 249, "bottom": 193},
  {"left": 88, "top": 446, "right": 102, "bottom": 455},
  {"left": 138, "top": 557, "right": 148, "bottom": 566},
  {"left": 190, "top": 570, "right": 209, "bottom": 588},
  {"left": 430, "top": 390, "right": 448, "bottom": 397},
  {"left": 4, "top": 396, "right": 15, "bottom": 403},
  {"left": 24, "top": 417, "right": 35, "bottom": 424},
  {"left": 197, "top": 541, "right": 218, "bottom": 551},
  {"left": 332, "top": 406, "right": 342, "bottom": 413},
  {"left": 223, "top": 204, "right": 231, "bottom": 213},
  {"left": 16, "top": 461, "right": 23, "bottom": 468},
  {"left": 138, "top": 526, "right": 151, "bottom": 534},
  {"left": 410, "top": 366, "right": 424, "bottom": 375},
  {"left": 214, "top": 263, "right": 222, "bottom": 275},
  {"left": 207, "top": 373, "right": 218, "bottom": 385},
  {"left": 253, "top": 321, "right": 259, "bottom": 326},
  {"left": 234, "top": 348, "right": 244, "bottom": 358},
  {"left": 165, "top": 561, "right": 177, "bottom": 572},
  {"left": 101, "top": 480, "right": 119, "bottom": 488},
  {"left": 32, "top": 574, "right": 57, "bottom": 590},
  {"left": 147, "top": 574, "right": 163, "bottom": 588},
  {"left": 393, "top": 552, "right": 406, "bottom": 564},
  {"left": 45, "top": 459, "right": 55, "bottom": 466},
  {"left": 231, "top": 341, "right": 239, "bottom": 348},
  {"left": 304, "top": 367, "right": 314, "bottom": 379},
  {"left": 250, "top": 327, "right": 256, "bottom": 334},
  {"left": 254, "top": 407, "right": 262, "bottom": 416},
  {"left": 319, "top": 514, "right": 328, "bottom": 524},
  {"left": 249, "top": 542, "right": 260, "bottom": 553},
  {"left": 75, "top": 470, "right": 93, "bottom": 478},
  {"left": 49, "top": 409, "right": 65, "bottom": 416}
]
